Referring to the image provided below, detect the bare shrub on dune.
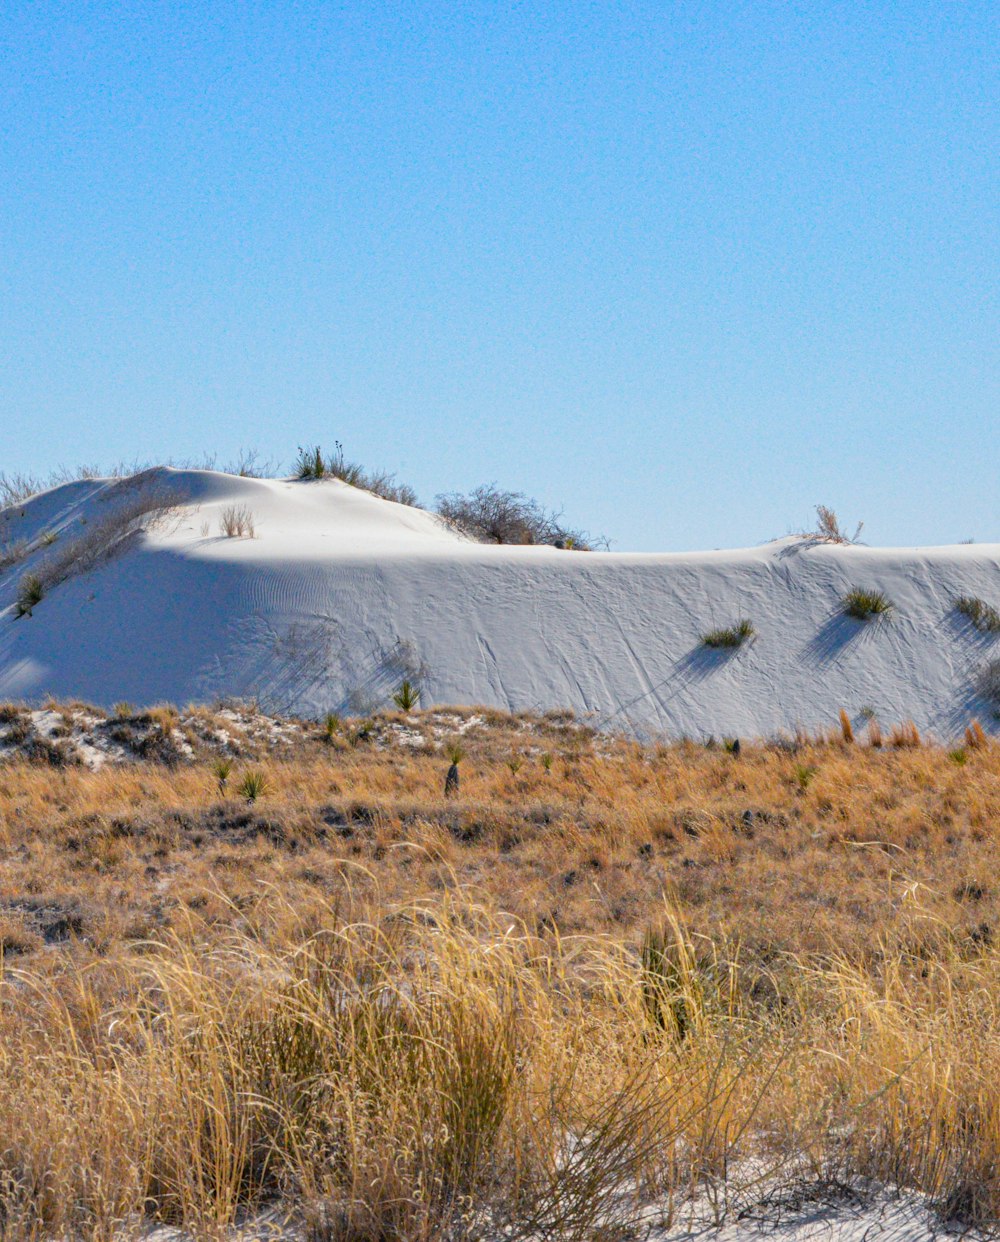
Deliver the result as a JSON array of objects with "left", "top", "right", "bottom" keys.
[
  {"left": 436, "top": 483, "right": 603, "bottom": 549},
  {"left": 802, "top": 505, "right": 864, "bottom": 544}
]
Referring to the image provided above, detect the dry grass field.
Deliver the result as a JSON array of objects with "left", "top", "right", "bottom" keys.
[{"left": 0, "top": 702, "right": 999, "bottom": 1238}]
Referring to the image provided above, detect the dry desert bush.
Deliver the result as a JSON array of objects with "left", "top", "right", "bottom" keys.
[{"left": 0, "top": 711, "right": 998, "bottom": 1234}]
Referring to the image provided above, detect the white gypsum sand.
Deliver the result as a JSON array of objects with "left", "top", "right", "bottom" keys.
[{"left": 0, "top": 467, "right": 997, "bottom": 739}]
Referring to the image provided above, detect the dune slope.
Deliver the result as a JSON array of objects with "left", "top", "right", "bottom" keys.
[{"left": 1, "top": 469, "right": 998, "bottom": 738}]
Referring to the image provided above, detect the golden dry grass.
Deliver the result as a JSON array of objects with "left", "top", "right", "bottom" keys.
[{"left": 0, "top": 709, "right": 999, "bottom": 1236}]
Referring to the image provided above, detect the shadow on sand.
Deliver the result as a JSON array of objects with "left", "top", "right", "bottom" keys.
[{"left": 802, "top": 611, "right": 886, "bottom": 668}]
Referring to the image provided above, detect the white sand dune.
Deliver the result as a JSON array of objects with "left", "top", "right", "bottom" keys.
[{"left": 1, "top": 468, "right": 998, "bottom": 739}]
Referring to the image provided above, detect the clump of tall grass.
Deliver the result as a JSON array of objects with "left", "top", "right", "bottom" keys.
[
  {"left": 14, "top": 573, "right": 44, "bottom": 617},
  {"left": 0, "top": 538, "right": 29, "bottom": 571},
  {"left": 842, "top": 587, "right": 894, "bottom": 620},
  {"left": 956, "top": 596, "right": 1000, "bottom": 635},
  {"left": 701, "top": 619, "right": 755, "bottom": 649},
  {"left": 219, "top": 504, "right": 256, "bottom": 538},
  {"left": 888, "top": 719, "right": 921, "bottom": 748},
  {"left": 0, "top": 894, "right": 773, "bottom": 1238}
]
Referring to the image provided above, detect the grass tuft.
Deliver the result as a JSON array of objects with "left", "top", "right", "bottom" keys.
[
  {"left": 701, "top": 618, "right": 755, "bottom": 648},
  {"left": 219, "top": 504, "right": 256, "bottom": 538},
  {"left": 14, "top": 573, "right": 44, "bottom": 617},
  {"left": 955, "top": 596, "right": 1000, "bottom": 634},
  {"left": 842, "top": 587, "right": 894, "bottom": 620}
]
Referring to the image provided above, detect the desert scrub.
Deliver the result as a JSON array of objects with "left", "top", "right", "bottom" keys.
[
  {"left": 701, "top": 619, "right": 755, "bottom": 648},
  {"left": 842, "top": 587, "right": 894, "bottom": 620},
  {"left": 435, "top": 483, "right": 601, "bottom": 549},
  {"left": 955, "top": 596, "right": 1000, "bottom": 635}
]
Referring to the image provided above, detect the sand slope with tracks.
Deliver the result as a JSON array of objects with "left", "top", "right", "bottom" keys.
[{"left": 1, "top": 469, "right": 997, "bottom": 738}]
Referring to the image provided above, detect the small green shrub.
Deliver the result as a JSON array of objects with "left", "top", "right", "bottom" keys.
[
  {"left": 701, "top": 619, "right": 755, "bottom": 648},
  {"left": 842, "top": 588, "right": 894, "bottom": 620},
  {"left": 14, "top": 574, "right": 44, "bottom": 617},
  {"left": 795, "top": 764, "right": 817, "bottom": 790},
  {"left": 323, "top": 712, "right": 341, "bottom": 740},
  {"left": 955, "top": 596, "right": 1000, "bottom": 634}
]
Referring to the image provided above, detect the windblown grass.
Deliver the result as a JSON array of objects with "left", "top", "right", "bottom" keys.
[
  {"left": 0, "top": 713, "right": 998, "bottom": 1232},
  {"left": 701, "top": 619, "right": 755, "bottom": 648},
  {"left": 842, "top": 587, "right": 894, "bottom": 620}
]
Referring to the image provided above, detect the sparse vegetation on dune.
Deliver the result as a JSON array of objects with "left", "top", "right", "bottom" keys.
[
  {"left": 8, "top": 472, "right": 182, "bottom": 618},
  {"left": 295, "top": 441, "right": 420, "bottom": 508},
  {"left": 0, "top": 705, "right": 998, "bottom": 1233},
  {"left": 956, "top": 595, "right": 1000, "bottom": 635}
]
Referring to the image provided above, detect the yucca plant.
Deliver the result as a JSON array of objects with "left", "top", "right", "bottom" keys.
[
  {"left": 237, "top": 769, "right": 268, "bottom": 804},
  {"left": 295, "top": 445, "right": 325, "bottom": 479},
  {"left": 392, "top": 680, "right": 419, "bottom": 711},
  {"left": 701, "top": 618, "right": 755, "bottom": 648},
  {"left": 213, "top": 757, "right": 233, "bottom": 796},
  {"left": 842, "top": 587, "right": 894, "bottom": 620},
  {"left": 444, "top": 740, "right": 464, "bottom": 797},
  {"left": 323, "top": 712, "right": 341, "bottom": 741}
]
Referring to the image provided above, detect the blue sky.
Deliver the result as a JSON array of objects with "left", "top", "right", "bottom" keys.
[{"left": 1, "top": 1, "right": 996, "bottom": 550}]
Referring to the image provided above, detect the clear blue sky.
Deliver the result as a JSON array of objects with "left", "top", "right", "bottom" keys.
[{"left": 1, "top": 2, "right": 996, "bottom": 550}]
